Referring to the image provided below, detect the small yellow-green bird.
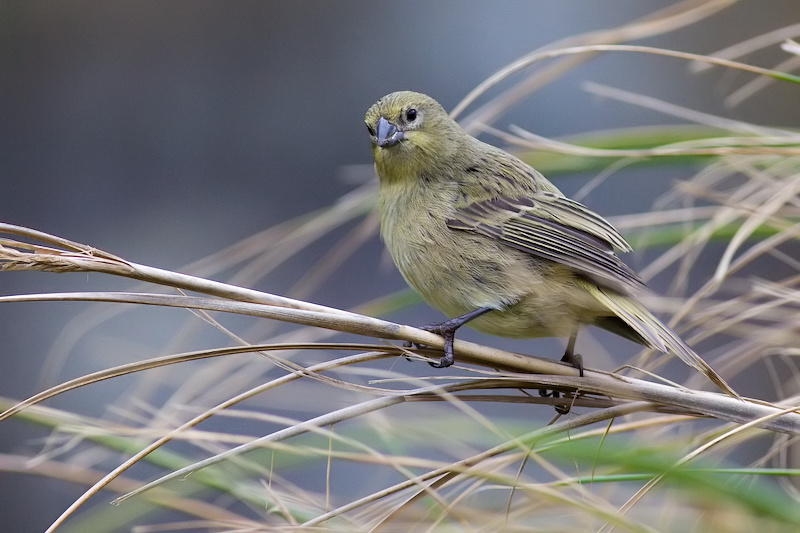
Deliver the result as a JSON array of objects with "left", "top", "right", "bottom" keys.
[{"left": 365, "top": 90, "right": 737, "bottom": 398}]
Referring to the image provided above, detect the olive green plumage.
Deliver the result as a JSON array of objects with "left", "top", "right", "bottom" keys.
[{"left": 365, "top": 90, "right": 737, "bottom": 397}]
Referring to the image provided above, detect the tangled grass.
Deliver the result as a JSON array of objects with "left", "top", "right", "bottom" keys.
[{"left": 2, "top": 3, "right": 800, "bottom": 532}]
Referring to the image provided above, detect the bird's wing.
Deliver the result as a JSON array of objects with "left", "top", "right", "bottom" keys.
[{"left": 447, "top": 192, "right": 646, "bottom": 294}]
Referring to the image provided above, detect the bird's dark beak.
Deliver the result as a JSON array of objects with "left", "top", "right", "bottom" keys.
[{"left": 376, "top": 116, "right": 404, "bottom": 148}]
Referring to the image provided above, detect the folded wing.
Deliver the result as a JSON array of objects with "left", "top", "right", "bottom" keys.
[{"left": 447, "top": 193, "right": 645, "bottom": 295}]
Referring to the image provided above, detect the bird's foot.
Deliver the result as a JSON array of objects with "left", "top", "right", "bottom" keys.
[
  {"left": 403, "top": 320, "right": 458, "bottom": 368},
  {"left": 540, "top": 342, "right": 584, "bottom": 414},
  {"left": 539, "top": 388, "right": 571, "bottom": 415},
  {"left": 561, "top": 350, "right": 584, "bottom": 377},
  {"left": 402, "top": 308, "right": 494, "bottom": 368}
]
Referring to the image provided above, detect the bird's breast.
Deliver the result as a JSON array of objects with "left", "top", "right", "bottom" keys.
[{"left": 379, "top": 182, "right": 531, "bottom": 314}]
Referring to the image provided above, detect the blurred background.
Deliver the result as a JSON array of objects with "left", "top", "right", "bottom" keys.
[{"left": 1, "top": 1, "right": 798, "bottom": 530}]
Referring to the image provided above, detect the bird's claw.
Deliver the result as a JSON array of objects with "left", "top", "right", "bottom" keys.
[
  {"left": 538, "top": 388, "right": 571, "bottom": 415},
  {"left": 420, "top": 322, "right": 456, "bottom": 368},
  {"left": 561, "top": 350, "right": 584, "bottom": 377},
  {"left": 541, "top": 346, "right": 584, "bottom": 414},
  {"left": 402, "top": 321, "right": 458, "bottom": 368}
]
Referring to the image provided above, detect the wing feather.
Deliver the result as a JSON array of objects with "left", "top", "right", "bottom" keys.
[{"left": 448, "top": 194, "right": 645, "bottom": 294}]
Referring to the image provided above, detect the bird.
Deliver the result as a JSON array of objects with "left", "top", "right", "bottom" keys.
[{"left": 365, "top": 90, "right": 737, "bottom": 398}]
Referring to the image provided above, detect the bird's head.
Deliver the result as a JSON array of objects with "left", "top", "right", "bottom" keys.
[{"left": 365, "top": 91, "right": 464, "bottom": 183}]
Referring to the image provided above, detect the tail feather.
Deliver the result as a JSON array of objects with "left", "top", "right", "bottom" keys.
[{"left": 583, "top": 282, "right": 740, "bottom": 399}]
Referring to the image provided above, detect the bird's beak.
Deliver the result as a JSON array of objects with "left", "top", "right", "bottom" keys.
[{"left": 376, "top": 116, "right": 404, "bottom": 148}]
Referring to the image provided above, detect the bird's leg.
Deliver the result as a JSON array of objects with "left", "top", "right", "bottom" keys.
[
  {"left": 404, "top": 307, "right": 493, "bottom": 368},
  {"left": 561, "top": 332, "right": 584, "bottom": 377},
  {"left": 540, "top": 331, "right": 583, "bottom": 415}
]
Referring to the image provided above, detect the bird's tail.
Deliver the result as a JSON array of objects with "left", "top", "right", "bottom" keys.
[{"left": 582, "top": 281, "right": 740, "bottom": 399}]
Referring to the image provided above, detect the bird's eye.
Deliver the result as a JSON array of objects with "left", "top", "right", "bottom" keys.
[
  {"left": 405, "top": 108, "right": 418, "bottom": 122},
  {"left": 365, "top": 122, "right": 375, "bottom": 136}
]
